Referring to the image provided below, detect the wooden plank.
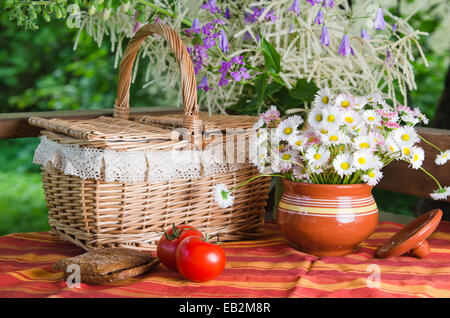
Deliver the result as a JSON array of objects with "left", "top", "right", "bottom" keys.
[
  {"left": 376, "top": 127, "right": 450, "bottom": 202},
  {"left": 0, "top": 106, "right": 181, "bottom": 139}
]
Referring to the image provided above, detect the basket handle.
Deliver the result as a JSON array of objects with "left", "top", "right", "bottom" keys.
[{"left": 114, "top": 23, "right": 199, "bottom": 133}]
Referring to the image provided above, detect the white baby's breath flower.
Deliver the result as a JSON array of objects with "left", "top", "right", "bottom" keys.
[
  {"left": 408, "top": 146, "right": 425, "bottom": 169},
  {"left": 430, "top": 187, "right": 450, "bottom": 201},
  {"left": 362, "top": 169, "right": 383, "bottom": 186},
  {"left": 435, "top": 150, "right": 450, "bottom": 165},
  {"left": 333, "top": 153, "right": 355, "bottom": 177},
  {"left": 213, "top": 183, "right": 234, "bottom": 208},
  {"left": 314, "top": 87, "right": 333, "bottom": 108},
  {"left": 353, "top": 150, "right": 374, "bottom": 170}
]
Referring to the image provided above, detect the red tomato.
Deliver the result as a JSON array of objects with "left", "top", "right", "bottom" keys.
[
  {"left": 157, "top": 224, "right": 204, "bottom": 271},
  {"left": 176, "top": 236, "right": 226, "bottom": 283}
]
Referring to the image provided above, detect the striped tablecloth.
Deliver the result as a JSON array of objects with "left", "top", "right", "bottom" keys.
[{"left": 0, "top": 221, "right": 449, "bottom": 298}]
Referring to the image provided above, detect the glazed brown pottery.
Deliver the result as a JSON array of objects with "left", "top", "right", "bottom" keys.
[
  {"left": 376, "top": 209, "right": 443, "bottom": 259},
  {"left": 277, "top": 179, "right": 378, "bottom": 256}
]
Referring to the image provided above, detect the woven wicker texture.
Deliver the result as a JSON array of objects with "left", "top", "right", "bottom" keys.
[{"left": 29, "top": 23, "right": 270, "bottom": 251}]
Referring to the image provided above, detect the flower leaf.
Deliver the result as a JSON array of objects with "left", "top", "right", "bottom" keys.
[
  {"left": 261, "top": 36, "right": 281, "bottom": 74},
  {"left": 288, "top": 78, "right": 320, "bottom": 102}
]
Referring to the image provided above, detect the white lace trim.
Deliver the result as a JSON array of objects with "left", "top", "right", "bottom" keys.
[{"left": 33, "top": 136, "right": 255, "bottom": 184}]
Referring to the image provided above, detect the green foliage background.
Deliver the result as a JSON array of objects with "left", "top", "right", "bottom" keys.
[{"left": 0, "top": 3, "right": 448, "bottom": 235}]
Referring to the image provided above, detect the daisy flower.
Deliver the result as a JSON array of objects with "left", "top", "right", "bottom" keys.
[
  {"left": 253, "top": 117, "right": 264, "bottom": 130},
  {"left": 292, "top": 164, "right": 309, "bottom": 180},
  {"left": 400, "top": 145, "right": 414, "bottom": 159},
  {"left": 255, "top": 128, "right": 268, "bottom": 145},
  {"left": 314, "top": 87, "right": 333, "bottom": 108},
  {"left": 261, "top": 105, "right": 280, "bottom": 123},
  {"left": 308, "top": 107, "right": 325, "bottom": 128},
  {"left": 362, "top": 109, "right": 381, "bottom": 127},
  {"left": 362, "top": 169, "right": 383, "bottom": 186},
  {"left": 414, "top": 109, "right": 429, "bottom": 125},
  {"left": 305, "top": 146, "right": 330, "bottom": 167},
  {"left": 400, "top": 114, "right": 419, "bottom": 125},
  {"left": 305, "top": 130, "right": 321, "bottom": 145},
  {"left": 342, "top": 110, "right": 360, "bottom": 127},
  {"left": 333, "top": 153, "right": 355, "bottom": 177},
  {"left": 392, "top": 126, "right": 419, "bottom": 147},
  {"left": 353, "top": 135, "right": 376, "bottom": 151},
  {"left": 352, "top": 96, "right": 368, "bottom": 110},
  {"left": 365, "top": 92, "right": 383, "bottom": 104},
  {"left": 322, "top": 106, "right": 343, "bottom": 129},
  {"left": 277, "top": 117, "right": 300, "bottom": 141},
  {"left": 430, "top": 186, "right": 450, "bottom": 201},
  {"left": 323, "top": 129, "right": 350, "bottom": 146},
  {"left": 408, "top": 146, "right": 425, "bottom": 169},
  {"left": 353, "top": 150, "right": 374, "bottom": 170},
  {"left": 435, "top": 150, "right": 450, "bottom": 165},
  {"left": 213, "top": 183, "right": 234, "bottom": 208},
  {"left": 279, "top": 149, "right": 298, "bottom": 171},
  {"left": 288, "top": 134, "right": 308, "bottom": 151},
  {"left": 384, "top": 137, "right": 400, "bottom": 155},
  {"left": 335, "top": 93, "right": 354, "bottom": 109}
]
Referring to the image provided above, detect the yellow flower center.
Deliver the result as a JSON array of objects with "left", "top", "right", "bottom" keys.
[
  {"left": 413, "top": 154, "right": 419, "bottom": 161},
  {"left": 314, "top": 153, "right": 322, "bottom": 160},
  {"left": 329, "top": 135, "right": 339, "bottom": 142},
  {"left": 401, "top": 134, "right": 410, "bottom": 141},
  {"left": 284, "top": 127, "right": 293, "bottom": 135},
  {"left": 282, "top": 154, "right": 291, "bottom": 160},
  {"left": 295, "top": 140, "right": 303, "bottom": 146},
  {"left": 389, "top": 146, "right": 395, "bottom": 152},
  {"left": 368, "top": 116, "right": 375, "bottom": 122},
  {"left": 368, "top": 171, "right": 376, "bottom": 178},
  {"left": 403, "top": 148, "right": 411, "bottom": 155},
  {"left": 345, "top": 116, "right": 354, "bottom": 123},
  {"left": 315, "top": 114, "right": 323, "bottom": 122},
  {"left": 341, "top": 100, "right": 350, "bottom": 108},
  {"left": 443, "top": 154, "right": 448, "bottom": 158},
  {"left": 327, "top": 115, "right": 335, "bottom": 123},
  {"left": 321, "top": 129, "right": 328, "bottom": 134},
  {"left": 360, "top": 142, "right": 370, "bottom": 149},
  {"left": 358, "top": 157, "right": 366, "bottom": 165},
  {"left": 322, "top": 96, "right": 329, "bottom": 104},
  {"left": 340, "top": 162, "right": 350, "bottom": 170}
]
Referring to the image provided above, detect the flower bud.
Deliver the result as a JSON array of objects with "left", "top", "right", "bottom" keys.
[{"left": 88, "top": 5, "right": 97, "bottom": 16}]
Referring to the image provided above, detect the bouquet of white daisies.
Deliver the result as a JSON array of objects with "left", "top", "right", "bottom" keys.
[{"left": 214, "top": 88, "right": 450, "bottom": 209}]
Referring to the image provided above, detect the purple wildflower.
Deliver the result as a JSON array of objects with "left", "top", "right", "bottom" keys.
[
  {"left": 186, "top": 18, "right": 201, "bottom": 35},
  {"left": 201, "top": 0, "right": 221, "bottom": 14},
  {"left": 361, "top": 28, "right": 371, "bottom": 40},
  {"left": 385, "top": 49, "right": 392, "bottom": 66},
  {"left": 220, "top": 60, "right": 232, "bottom": 74},
  {"left": 320, "top": 25, "right": 330, "bottom": 46},
  {"left": 198, "top": 76, "right": 212, "bottom": 91},
  {"left": 218, "top": 73, "right": 229, "bottom": 86},
  {"left": 306, "top": 0, "right": 320, "bottom": 6},
  {"left": 322, "top": 0, "right": 334, "bottom": 8},
  {"left": 374, "top": 8, "right": 386, "bottom": 30},
  {"left": 201, "top": 22, "right": 216, "bottom": 36},
  {"left": 242, "top": 31, "right": 260, "bottom": 42},
  {"left": 314, "top": 9, "right": 324, "bottom": 25},
  {"left": 133, "top": 10, "right": 142, "bottom": 33},
  {"left": 218, "top": 29, "right": 229, "bottom": 53},
  {"left": 287, "top": 0, "right": 300, "bottom": 17},
  {"left": 203, "top": 37, "right": 217, "bottom": 50},
  {"left": 224, "top": 8, "right": 231, "bottom": 19},
  {"left": 265, "top": 10, "right": 278, "bottom": 22},
  {"left": 338, "top": 34, "right": 354, "bottom": 56},
  {"left": 245, "top": 6, "right": 276, "bottom": 23},
  {"left": 231, "top": 55, "right": 244, "bottom": 65},
  {"left": 230, "top": 67, "right": 251, "bottom": 82},
  {"left": 262, "top": 106, "right": 280, "bottom": 123},
  {"left": 392, "top": 23, "right": 398, "bottom": 32}
]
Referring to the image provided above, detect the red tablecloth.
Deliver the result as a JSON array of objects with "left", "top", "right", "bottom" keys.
[{"left": 0, "top": 221, "right": 449, "bottom": 298}]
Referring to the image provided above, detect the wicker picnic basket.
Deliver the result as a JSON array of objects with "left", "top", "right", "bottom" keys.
[{"left": 28, "top": 23, "right": 270, "bottom": 251}]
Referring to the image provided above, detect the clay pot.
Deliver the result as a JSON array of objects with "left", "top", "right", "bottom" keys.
[{"left": 277, "top": 179, "right": 378, "bottom": 256}]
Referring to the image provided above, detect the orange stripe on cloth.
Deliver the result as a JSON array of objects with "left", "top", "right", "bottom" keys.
[{"left": 0, "top": 221, "right": 449, "bottom": 298}]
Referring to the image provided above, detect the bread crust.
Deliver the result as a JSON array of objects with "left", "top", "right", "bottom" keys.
[{"left": 53, "top": 248, "right": 159, "bottom": 284}]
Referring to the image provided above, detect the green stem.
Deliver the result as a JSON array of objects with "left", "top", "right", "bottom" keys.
[
  {"left": 230, "top": 174, "right": 284, "bottom": 192},
  {"left": 419, "top": 134, "right": 443, "bottom": 153},
  {"left": 135, "top": 0, "right": 192, "bottom": 27},
  {"left": 402, "top": 159, "right": 443, "bottom": 189}
]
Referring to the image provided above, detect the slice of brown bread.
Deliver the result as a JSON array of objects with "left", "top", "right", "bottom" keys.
[{"left": 53, "top": 247, "right": 159, "bottom": 284}]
